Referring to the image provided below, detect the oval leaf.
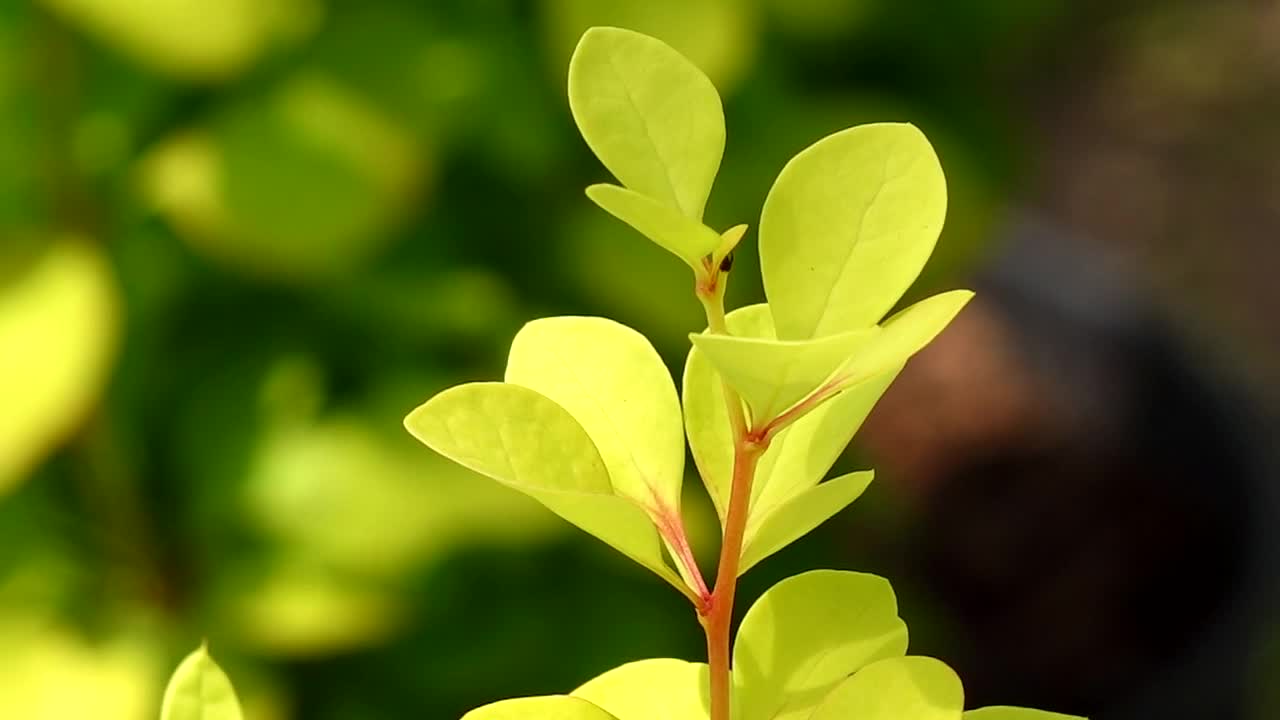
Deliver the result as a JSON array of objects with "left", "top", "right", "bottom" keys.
[
  {"left": 573, "top": 659, "right": 710, "bottom": 720},
  {"left": 404, "top": 383, "right": 683, "bottom": 591},
  {"left": 505, "top": 316, "right": 685, "bottom": 513},
  {"left": 809, "top": 656, "right": 964, "bottom": 720},
  {"left": 760, "top": 123, "right": 947, "bottom": 339},
  {"left": 569, "top": 26, "right": 724, "bottom": 219},
  {"left": 586, "top": 184, "right": 722, "bottom": 270},
  {"left": 462, "top": 695, "right": 620, "bottom": 720},
  {"left": 739, "top": 470, "right": 873, "bottom": 575},
  {"left": 733, "top": 570, "right": 908, "bottom": 720},
  {"left": 965, "top": 708, "right": 1087, "bottom": 720},
  {"left": 161, "top": 644, "right": 243, "bottom": 720},
  {"left": 689, "top": 328, "right": 876, "bottom": 426}
]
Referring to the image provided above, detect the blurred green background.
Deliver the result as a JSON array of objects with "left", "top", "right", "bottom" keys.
[{"left": 2, "top": 0, "right": 1278, "bottom": 718}]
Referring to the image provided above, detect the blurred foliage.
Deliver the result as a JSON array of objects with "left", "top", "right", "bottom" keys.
[{"left": 0, "top": 0, "right": 1273, "bottom": 719}]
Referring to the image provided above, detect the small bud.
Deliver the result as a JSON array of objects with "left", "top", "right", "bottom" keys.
[{"left": 719, "top": 251, "right": 735, "bottom": 273}]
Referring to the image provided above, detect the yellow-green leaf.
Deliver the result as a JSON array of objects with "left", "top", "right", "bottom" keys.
[
  {"left": 760, "top": 123, "right": 947, "bottom": 340},
  {"left": 404, "top": 382, "right": 683, "bottom": 591},
  {"left": 689, "top": 328, "right": 876, "bottom": 426},
  {"left": 585, "top": 184, "right": 722, "bottom": 270},
  {"left": 739, "top": 470, "right": 873, "bottom": 574},
  {"left": 965, "top": 708, "right": 1087, "bottom": 720},
  {"left": 161, "top": 644, "right": 243, "bottom": 720},
  {"left": 0, "top": 239, "right": 118, "bottom": 495},
  {"left": 569, "top": 27, "right": 724, "bottom": 219},
  {"left": 733, "top": 570, "right": 908, "bottom": 720},
  {"left": 505, "top": 316, "right": 685, "bottom": 513},
  {"left": 573, "top": 659, "right": 710, "bottom": 720},
  {"left": 809, "top": 656, "right": 964, "bottom": 720},
  {"left": 462, "top": 696, "right": 620, "bottom": 720},
  {"left": 830, "top": 290, "right": 972, "bottom": 391}
]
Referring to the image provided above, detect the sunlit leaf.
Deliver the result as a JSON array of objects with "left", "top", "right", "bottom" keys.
[
  {"left": 809, "top": 656, "right": 964, "bottom": 720},
  {"left": 38, "top": 0, "right": 320, "bottom": 82},
  {"left": 760, "top": 123, "right": 947, "bottom": 340},
  {"left": 161, "top": 644, "right": 243, "bottom": 720},
  {"left": 739, "top": 470, "right": 872, "bottom": 574},
  {"left": 569, "top": 26, "right": 724, "bottom": 219},
  {"left": 585, "top": 184, "right": 722, "bottom": 270},
  {"left": 573, "top": 659, "right": 709, "bottom": 720},
  {"left": 689, "top": 328, "right": 875, "bottom": 426},
  {"left": 828, "top": 290, "right": 972, "bottom": 391},
  {"left": 0, "top": 239, "right": 117, "bottom": 495},
  {"left": 683, "top": 305, "right": 894, "bottom": 525},
  {"left": 505, "top": 316, "right": 684, "bottom": 512},
  {"left": 748, "top": 369, "right": 897, "bottom": 519},
  {"left": 404, "top": 383, "right": 683, "bottom": 590},
  {"left": 462, "top": 695, "right": 619, "bottom": 720},
  {"left": 734, "top": 570, "right": 908, "bottom": 720},
  {"left": 965, "top": 707, "right": 1087, "bottom": 720}
]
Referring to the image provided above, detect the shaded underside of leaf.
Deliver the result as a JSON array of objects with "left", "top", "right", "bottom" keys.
[
  {"left": 733, "top": 570, "right": 908, "bottom": 720},
  {"left": 760, "top": 122, "right": 947, "bottom": 340},
  {"left": 568, "top": 26, "right": 724, "bottom": 219},
  {"left": 573, "top": 658, "right": 710, "bottom": 720},
  {"left": 808, "top": 656, "right": 964, "bottom": 720},
  {"left": 739, "top": 470, "right": 873, "bottom": 574}
]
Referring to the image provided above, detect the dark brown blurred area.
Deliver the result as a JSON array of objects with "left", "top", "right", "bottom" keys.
[{"left": 855, "top": 2, "right": 1280, "bottom": 717}]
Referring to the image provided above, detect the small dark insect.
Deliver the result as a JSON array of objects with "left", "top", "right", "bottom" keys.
[{"left": 719, "top": 251, "right": 734, "bottom": 273}]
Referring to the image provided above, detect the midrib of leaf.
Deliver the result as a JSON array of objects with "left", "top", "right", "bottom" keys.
[
  {"left": 805, "top": 153, "right": 891, "bottom": 339},
  {"left": 604, "top": 52, "right": 686, "bottom": 218}
]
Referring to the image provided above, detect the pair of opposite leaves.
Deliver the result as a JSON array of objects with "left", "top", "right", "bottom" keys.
[
  {"left": 403, "top": 26, "right": 970, "bottom": 598},
  {"left": 160, "top": 572, "right": 1082, "bottom": 720}
]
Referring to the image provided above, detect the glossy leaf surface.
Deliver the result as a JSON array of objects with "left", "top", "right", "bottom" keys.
[
  {"left": 830, "top": 290, "right": 973, "bottom": 391},
  {"left": 760, "top": 123, "right": 947, "bottom": 339},
  {"left": 739, "top": 470, "right": 873, "bottom": 574},
  {"left": 569, "top": 26, "right": 724, "bottom": 219},
  {"left": 586, "top": 184, "right": 722, "bottom": 269},
  {"left": 689, "top": 328, "right": 875, "bottom": 425},
  {"left": 808, "top": 656, "right": 964, "bottom": 720},
  {"left": 404, "top": 382, "right": 683, "bottom": 590},
  {"left": 161, "top": 645, "right": 243, "bottom": 720},
  {"left": 462, "top": 696, "right": 619, "bottom": 720},
  {"left": 734, "top": 570, "right": 908, "bottom": 720},
  {"left": 506, "top": 316, "right": 685, "bottom": 512},
  {"left": 573, "top": 659, "right": 710, "bottom": 720}
]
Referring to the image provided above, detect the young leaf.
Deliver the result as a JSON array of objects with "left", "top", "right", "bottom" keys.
[
  {"left": 738, "top": 470, "right": 873, "bottom": 574},
  {"left": 160, "top": 644, "right": 243, "bottom": 720},
  {"left": 965, "top": 708, "right": 1087, "bottom": 720},
  {"left": 461, "top": 696, "right": 620, "bottom": 720},
  {"left": 683, "top": 304, "right": 773, "bottom": 521},
  {"left": 585, "top": 184, "right": 722, "bottom": 270},
  {"left": 808, "top": 656, "right": 964, "bottom": 720},
  {"left": 759, "top": 123, "right": 947, "bottom": 340},
  {"left": 689, "top": 328, "right": 876, "bottom": 426},
  {"left": 829, "top": 290, "right": 973, "bottom": 391},
  {"left": 573, "top": 659, "right": 710, "bottom": 720},
  {"left": 404, "top": 382, "right": 685, "bottom": 592},
  {"left": 748, "top": 368, "right": 898, "bottom": 518},
  {"left": 505, "top": 317, "right": 685, "bottom": 514},
  {"left": 569, "top": 27, "right": 724, "bottom": 220},
  {"left": 733, "top": 570, "right": 908, "bottom": 720}
]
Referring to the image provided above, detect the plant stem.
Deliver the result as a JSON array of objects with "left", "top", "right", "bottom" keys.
[{"left": 704, "top": 438, "right": 765, "bottom": 720}]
